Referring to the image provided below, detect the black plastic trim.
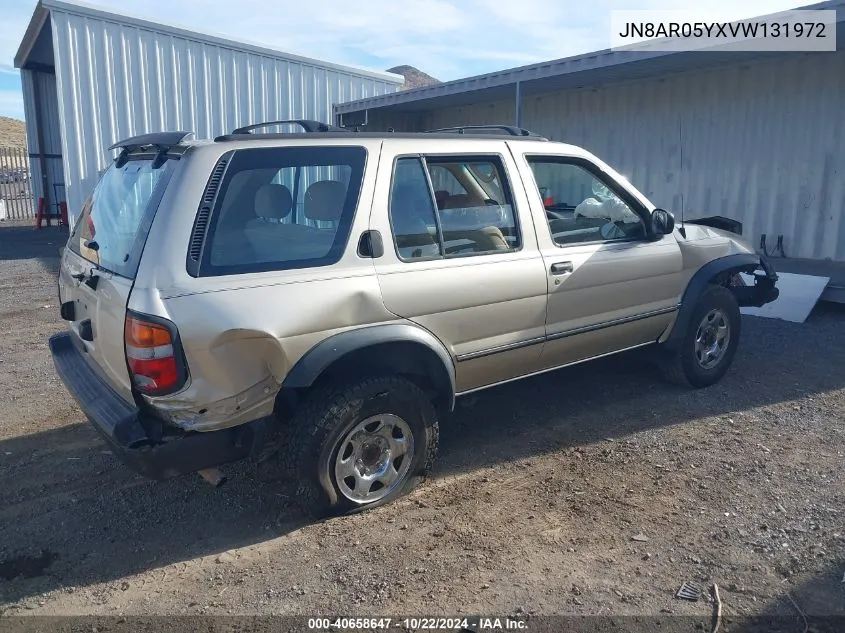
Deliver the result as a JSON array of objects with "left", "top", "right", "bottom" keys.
[
  {"left": 546, "top": 305, "right": 680, "bottom": 343},
  {"left": 186, "top": 153, "right": 232, "bottom": 277},
  {"left": 108, "top": 131, "right": 192, "bottom": 152},
  {"left": 685, "top": 215, "right": 743, "bottom": 235},
  {"left": 663, "top": 253, "right": 774, "bottom": 351},
  {"left": 426, "top": 125, "right": 547, "bottom": 139},
  {"left": 282, "top": 324, "right": 457, "bottom": 410},
  {"left": 357, "top": 230, "right": 384, "bottom": 258},
  {"left": 455, "top": 305, "right": 680, "bottom": 362},
  {"left": 60, "top": 301, "right": 75, "bottom": 321},
  {"left": 213, "top": 132, "right": 547, "bottom": 142},
  {"left": 230, "top": 119, "right": 348, "bottom": 135},
  {"left": 455, "top": 336, "right": 546, "bottom": 362}
]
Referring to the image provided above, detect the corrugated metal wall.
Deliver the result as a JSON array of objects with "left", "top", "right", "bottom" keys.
[
  {"left": 21, "top": 68, "right": 65, "bottom": 217},
  {"left": 46, "top": 8, "right": 399, "bottom": 225},
  {"left": 371, "top": 52, "right": 845, "bottom": 261}
]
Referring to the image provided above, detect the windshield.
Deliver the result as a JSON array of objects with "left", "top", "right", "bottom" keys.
[{"left": 69, "top": 158, "right": 174, "bottom": 279}]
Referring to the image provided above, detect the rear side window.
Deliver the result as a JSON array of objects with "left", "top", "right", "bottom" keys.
[
  {"left": 69, "top": 159, "right": 174, "bottom": 279},
  {"left": 200, "top": 146, "right": 366, "bottom": 276},
  {"left": 389, "top": 155, "right": 520, "bottom": 261}
]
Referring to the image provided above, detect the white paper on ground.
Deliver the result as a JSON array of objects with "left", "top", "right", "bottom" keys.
[{"left": 739, "top": 272, "right": 829, "bottom": 323}]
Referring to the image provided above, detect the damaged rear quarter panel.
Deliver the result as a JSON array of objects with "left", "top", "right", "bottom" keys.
[
  {"left": 142, "top": 271, "right": 397, "bottom": 432},
  {"left": 123, "top": 139, "right": 392, "bottom": 432}
]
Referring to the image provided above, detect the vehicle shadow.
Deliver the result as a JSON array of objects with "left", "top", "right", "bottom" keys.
[
  {"left": 727, "top": 558, "right": 845, "bottom": 632},
  {"left": 1, "top": 304, "right": 843, "bottom": 605}
]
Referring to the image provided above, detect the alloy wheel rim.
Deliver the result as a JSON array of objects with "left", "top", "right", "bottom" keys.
[
  {"left": 333, "top": 414, "right": 414, "bottom": 504},
  {"left": 695, "top": 308, "right": 730, "bottom": 369}
]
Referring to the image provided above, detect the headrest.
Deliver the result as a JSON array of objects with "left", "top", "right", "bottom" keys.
[
  {"left": 444, "top": 193, "right": 476, "bottom": 209},
  {"left": 304, "top": 180, "right": 347, "bottom": 222},
  {"left": 254, "top": 184, "right": 293, "bottom": 220}
]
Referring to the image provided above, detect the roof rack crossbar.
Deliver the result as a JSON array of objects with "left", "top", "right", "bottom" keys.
[
  {"left": 230, "top": 119, "right": 349, "bottom": 135},
  {"left": 425, "top": 125, "right": 545, "bottom": 138}
]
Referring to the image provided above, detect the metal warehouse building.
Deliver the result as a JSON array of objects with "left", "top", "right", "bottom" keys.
[
  {"left": 14, "top": 0, "right": 402, "bottom": 225},
  {"left": 336, "top": 1, "right": 845, "bottom": 270}
]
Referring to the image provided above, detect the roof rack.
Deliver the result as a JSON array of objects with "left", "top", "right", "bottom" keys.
[
  {"left": 425, "top": 125, "right": 546, "bottom": 139},
  {"left": 230, "top": 119, "right": 349, "bottom": 135}
]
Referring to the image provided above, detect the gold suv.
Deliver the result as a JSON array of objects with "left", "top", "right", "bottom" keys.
[{"left": 49, "top": 121, "right": 779, "bottom": 515}]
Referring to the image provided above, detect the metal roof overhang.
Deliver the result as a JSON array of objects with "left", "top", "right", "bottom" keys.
[
  {"left": 335, "top": 0, "right": 845, "bottom": 116},
  {"left": 14, "top": 0, "right": 404, "bottom": 84}
]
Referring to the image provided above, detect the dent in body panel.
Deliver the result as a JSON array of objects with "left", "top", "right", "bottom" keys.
[
  {"left": 674, "top": 224, "right": 759, "bottom": 288},
  {"left": 138, "top": 273, "right": 396, "bottom": 431}
]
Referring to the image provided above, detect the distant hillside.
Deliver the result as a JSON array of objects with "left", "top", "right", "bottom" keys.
[
  {"left": 387, "top": 65, "right": 442, "bottom": 90},
  {"left": 0, "top": 116, "right": 27, "bottom": 149}
]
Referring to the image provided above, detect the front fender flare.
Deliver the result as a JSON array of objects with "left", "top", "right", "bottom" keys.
[{"left": 663, "top": 253, "right": 776, "bottom": 350}]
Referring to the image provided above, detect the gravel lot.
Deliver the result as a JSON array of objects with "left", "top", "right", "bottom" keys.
[{"left": 0, "top": 224, "right": 843, "bottom": 629}]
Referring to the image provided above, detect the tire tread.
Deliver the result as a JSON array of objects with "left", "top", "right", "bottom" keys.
[
  {"left": 283, "top": 375, "right": 439, "bottom": 517},
  {"left": 659, "top": 284, "right": 740, "bottom": 389}
]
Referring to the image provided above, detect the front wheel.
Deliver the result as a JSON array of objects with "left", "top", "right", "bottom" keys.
[
  {"left": 659, "top": 285, "right": 741, "bottom": 388},
  {"left": 284, "top": 376, "right": 439, "bottom": 517}
]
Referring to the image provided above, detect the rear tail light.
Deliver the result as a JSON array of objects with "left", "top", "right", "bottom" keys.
[{"left": 124, "top": 313, "right": 187, "bottom": 396}]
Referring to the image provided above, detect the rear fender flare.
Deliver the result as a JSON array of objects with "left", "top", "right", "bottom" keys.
[{"left": 281, "top": 324, "right": 456, "bottom": 411}]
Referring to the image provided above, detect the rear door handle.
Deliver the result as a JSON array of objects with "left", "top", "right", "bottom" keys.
[{"left": 550, "top": 261, "right": 573, "bottom": 275}]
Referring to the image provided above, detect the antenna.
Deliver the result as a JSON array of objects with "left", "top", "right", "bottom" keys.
[{"left": 678, "top": 116, "right": 686, "bottom": 238}]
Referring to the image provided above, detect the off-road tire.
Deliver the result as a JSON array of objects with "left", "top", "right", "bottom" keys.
[
  {"left": 284, "top": 376, "right": 439, "bottom": 518},
  {"left": 659, "top": 284, "right": 741, "bottom": 388}
]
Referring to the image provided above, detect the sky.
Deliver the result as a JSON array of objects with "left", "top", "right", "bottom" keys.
[{"left": 0, "top": 0, "right": 804, "bottom": 120}]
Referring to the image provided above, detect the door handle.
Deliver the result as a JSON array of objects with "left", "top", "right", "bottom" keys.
[{"left": 550, "top": 261, "right": 573, "bottom": 275}]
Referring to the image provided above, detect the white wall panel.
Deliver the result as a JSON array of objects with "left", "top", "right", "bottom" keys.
[
  {"left": 381, "top": 52, "right": 845, "bottom": 261},
  {"left": 21, "top": 69, "right": 64, "bottom": 214}
]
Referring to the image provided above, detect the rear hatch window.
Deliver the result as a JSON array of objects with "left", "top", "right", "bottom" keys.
[{"left": 69, "top": 159, "right": 175, "bottom": 279}]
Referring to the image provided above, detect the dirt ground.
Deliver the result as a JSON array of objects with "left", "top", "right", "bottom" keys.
[{"left": 0, "top": 224, "right": 843, "bottom": 630}]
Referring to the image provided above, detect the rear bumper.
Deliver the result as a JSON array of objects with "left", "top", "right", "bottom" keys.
[{"left": 48, "top": 331, "right": 264, "bottom": 480}]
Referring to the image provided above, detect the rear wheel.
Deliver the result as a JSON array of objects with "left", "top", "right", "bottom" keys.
[
  {"left": 284, "top": 375, "right": 439, "bottom": 517},
  {"left": 659, "top": 285, "right": 741, "bottom": 388}
]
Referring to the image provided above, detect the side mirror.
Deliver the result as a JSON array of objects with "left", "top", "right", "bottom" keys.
[{"left": 651, "top": 208, "right": 675, "bottom": 235}]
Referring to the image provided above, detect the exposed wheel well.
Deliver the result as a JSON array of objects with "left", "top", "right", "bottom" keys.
[
  {"left": 664, "top": 254, "right": 774, "bottom": 350},
  {"left": 706, "top": 264, "right": 754, "bottom": 287}
]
